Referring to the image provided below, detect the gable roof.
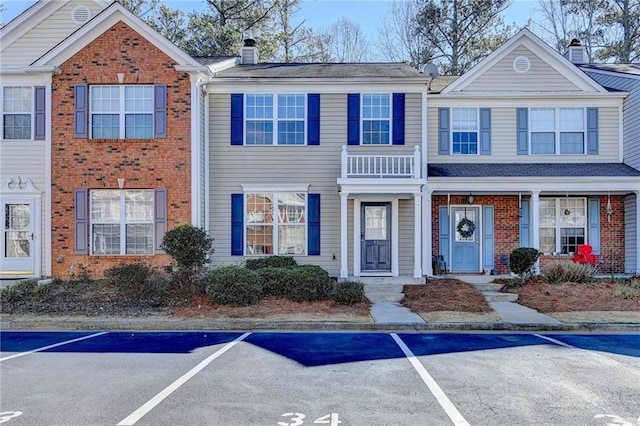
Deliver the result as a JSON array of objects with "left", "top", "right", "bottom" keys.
[
  {"left": 32, "top": 1, "right": 202, "bottom": 68},
  {"left": 442, "top": 28, "right": 608, "bottom": 94}
]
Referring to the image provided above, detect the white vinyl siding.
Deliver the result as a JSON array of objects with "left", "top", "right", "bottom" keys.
[
  {"left": 1, "top": 0, "right": 105, "bottom": 65},
  {"left": 209, "top": 92, "right": 422, "bottom": 276},
  {"left": 427, "top": 106, "right": 621, "bottom": 162}
]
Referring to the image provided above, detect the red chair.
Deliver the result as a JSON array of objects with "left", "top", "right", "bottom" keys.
[{"left": 573, "top": 244, "right": 596, "bottom": 265}]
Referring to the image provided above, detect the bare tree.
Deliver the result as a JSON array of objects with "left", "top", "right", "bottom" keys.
[
  {"left": 320, "top": 17, "right": 369, "bottom": 62},
  {"left": 377, "top": 0, "right": 435, "bottom": 66},
  {"left": 598, "top": 0, "right": 640, "bottom": 62}
]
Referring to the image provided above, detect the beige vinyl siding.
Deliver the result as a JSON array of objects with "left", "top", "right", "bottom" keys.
[
  {"left": 2, "top": 0, "right": 105, "bottom": 65},
  {"left": 208, "top": 92, "right": 422, "bottom": 276},
  {"left": 468, "top": 46, "right": 581, "bottom": 92},
  {"left": 398, "top": 199, "right": 415, "bottom": 275},
  {"left": 427, "top": 106, "right": 620, "bottom": 163},
  {"left": 584, "top": 71, "right": 640, "bottom": 170}
]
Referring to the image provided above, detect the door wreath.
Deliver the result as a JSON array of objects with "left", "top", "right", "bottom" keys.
[{"left": 456, "top": 217, "right": 475, "bottom": 238}]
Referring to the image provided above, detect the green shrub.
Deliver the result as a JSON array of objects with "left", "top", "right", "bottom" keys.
[
  {"left": 614, "top": 285, "right": 639, "bottom": 300},
  {"left": 206, "top": 266, "right": 262, "bottom": 306},
  {"left": 333, "top": 280, "right": 365, "bottom": 305},
  {"left": 0, "top": 280, "right": 39, "bottom": 303},
  {"left": 509, "top": 247, "right": 540, "bottom": 278},
  {"left": 105, "top": 263, "right": 168, "bottom": 300},
  {"left": 257, "top": 267, "right": 295, "bottom": 298},
  {"left": 541, "top": 262, "right": 596, "bottom": 284},
  {"left": 161, "top": 225, "right": 214, "bottom": 271},
  {"left": 245, "top": 256, "right": 297, "bottom": 270},
  {"left": 286, "top": 265, "right": 333, "bottom": 302}
]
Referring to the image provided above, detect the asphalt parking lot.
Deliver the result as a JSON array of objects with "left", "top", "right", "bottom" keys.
[{"left": 1, "top": 331, "right": 639, "bottom": 426}]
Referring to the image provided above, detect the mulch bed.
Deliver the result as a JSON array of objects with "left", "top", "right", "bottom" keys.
[
  {"left": 504, "top": 280, "right": 640, "bottom": 313},
  {"left": 402, "top": 278, "right": 493, "bottom": 313}
]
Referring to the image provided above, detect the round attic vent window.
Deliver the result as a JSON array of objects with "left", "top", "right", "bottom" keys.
[
  {"left": 513, "top": 56, "right": 531, "bottom": 73},
  {"left": 72, "top": 6, "right": 92, "bottom": 24}
]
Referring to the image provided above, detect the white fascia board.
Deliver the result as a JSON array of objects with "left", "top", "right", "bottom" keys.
[
  {"left": 337, "top": 180, "right": 424, "bottom": 195},
  {"left": 443, "top": 29, "right": 607, "bottom": 94},
  {"left": 0, "top": 70, "right": 57, "bottom": 84},
  {"left": 427, "top": 177, "right": 640, "bottom": 193},
  {"left": 206, "top": 81, "right": 428, "bottom": 94},
  {"left": 33, "top": 4, "right": 200, "bottom": 68}
]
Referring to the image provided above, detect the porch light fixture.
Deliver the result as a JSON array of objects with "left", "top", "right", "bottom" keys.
[
  {"left": 467, "top": 193, "right": 474, "bottom": 204},
  {"left": 606, "top": 192, "right": 613, "bottom": 222}
]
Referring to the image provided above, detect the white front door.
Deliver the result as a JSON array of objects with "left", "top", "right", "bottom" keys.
[{"left": 1, "top": 201, "right": 35, "bottom": 275}]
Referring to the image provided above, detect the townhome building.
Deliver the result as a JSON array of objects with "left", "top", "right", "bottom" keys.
[
  {"left": 580, "top": 63, "right": 640, "bottom": 274},
  {"left": 426, "top": 29, "right": 640, "bottom": 275},
  {"left": 205, "top": 42, "right": 430, "bottom": 282},
  {"left": 1, "top": 0, "right": 218, "bottom": 278}
]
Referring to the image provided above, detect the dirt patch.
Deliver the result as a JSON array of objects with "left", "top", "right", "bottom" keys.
[{"left": 401, "top": 279, "right": 493, "bottom": 313}]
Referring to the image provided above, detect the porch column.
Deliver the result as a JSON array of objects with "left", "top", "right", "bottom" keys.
[
  {"left": 424, "top": 190, "right": 433, "bottom": 276},
  {"left": 340, "top": 192, "right": 348, "bottom": 278},
  {"left": 636, "top": 190, "right": 640, "bottom": 274},
  {"left": 414, "top": 193, "right": 422, "bottom": 278},
  {"left": 531, "top": 190, "right": 540, "bottom": 274}
]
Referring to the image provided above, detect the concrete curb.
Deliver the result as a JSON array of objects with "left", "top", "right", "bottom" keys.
[{"left": 2, "top": 317, "right": 640, "bottom": 332}]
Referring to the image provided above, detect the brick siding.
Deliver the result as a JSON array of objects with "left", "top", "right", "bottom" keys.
[{"left": 50, "top": 22, "right": 192, "bottom": 277}]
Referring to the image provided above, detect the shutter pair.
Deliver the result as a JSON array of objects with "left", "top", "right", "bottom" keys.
[
  {"left": 438, "top": 108, "right": 491, "bottom": 155},
  {"left": 347, "top": 93, "right": 405, "bottom": 145},
  {"left": 231, "top": 194, "right": 321, "bottom": 256}
]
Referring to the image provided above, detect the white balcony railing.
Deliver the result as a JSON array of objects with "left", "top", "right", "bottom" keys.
[{"left": 341, "top": 145, "right": 421, "bottom": 178}]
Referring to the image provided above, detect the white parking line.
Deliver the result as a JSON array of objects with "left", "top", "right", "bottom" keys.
[
  {"left": 534, "top": 334, "right": 575, "bottom": 348},
  {"left": 0, "top": 332, "right": 108, "bottom": 362},
  {"left": 117, "top": 332, "right": 251, "bottom": 426},
  {"left": 391, "top": 333, "right": 470, "bottom": 426}
]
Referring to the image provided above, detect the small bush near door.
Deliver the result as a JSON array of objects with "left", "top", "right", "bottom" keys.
[
  {"left": 333, "top": 280, "right": 365, "bottom": 305},
  {"left": 206, "top": 266, "right": 262, "bottom": 306}
]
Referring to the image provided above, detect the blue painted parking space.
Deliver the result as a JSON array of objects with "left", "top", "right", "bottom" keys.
[
  {"left": 0, "top": 331, "right": 100, "bottom": 352},
  {"left": 549, "top": 333, "right": 640, "bottom": 357},
  {"left": 398, "top": 333, "right": 546, "bottom": 356}
]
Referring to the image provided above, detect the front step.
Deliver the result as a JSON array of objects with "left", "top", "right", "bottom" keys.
[
  {"left": 364, "top": 283, "right": 405, "bottom": 303},
  {"left": 482, "top": 291, "right": 518, "bottom": 303}
]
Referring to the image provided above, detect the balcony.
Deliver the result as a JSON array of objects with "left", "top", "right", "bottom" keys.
[{"left": 340, "top": 145, "right": 422, "bottom": 179}]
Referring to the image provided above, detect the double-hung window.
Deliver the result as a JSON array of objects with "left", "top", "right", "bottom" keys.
[
  {"left": 3, "top": 86, "right": 33, "bottom": 140},
  {"left": 245, "top": 94, "right": 305, "bottom": 145},
  {"left": 91, "top": 189, "right": 154, "bottom": 255},
  {"left": 245, "top": 192, "right": 306, "bottom": 255},
  {"left": 530, "top": 108, "right": 585, "bottom": 154},
  {"left": 539, "top": 197, "right": 587, "bottom": 254},
  {"left": 452, "top": 108, "right": 478, "bottom": 154},
  {"left": 90, "top": 85, "right": 154, "bottom": 139},
  {"left": 362, "top": 94, "right": 391, "bottom": 145}
]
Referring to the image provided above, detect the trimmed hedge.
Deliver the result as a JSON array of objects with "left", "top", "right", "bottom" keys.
[
  {"left": 509, "top": 247, "right": 540, "bottom": 278},
  {"left": 257, "top": 267, "right": 294, "bottom": 298},
  {"left": 245, "top": 256, "right": 297, "bottom": 270},
  {"left": 206, "top": 266, "right": 262, "bottom": 306},
  {"left": 285, "top": 265, "right": 333, "bottom": 302},
  {"left": 333, "top": 280, "right": 365, "bottom": 305}
]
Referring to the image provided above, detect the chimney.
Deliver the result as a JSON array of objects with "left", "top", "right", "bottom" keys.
[
  {"left": 565, "top": 38, "right": 586, "bottom": 64},
  {"left": 241, "top": 38, "right": 258, "bottom": 65}
]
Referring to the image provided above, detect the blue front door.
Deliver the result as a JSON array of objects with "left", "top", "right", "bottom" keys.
[
  {"left": 361, "top": 203, "right": 391, "bottom": 272},
  {"left": 451, "top": 207, "right": 480, "bottom": 272}
]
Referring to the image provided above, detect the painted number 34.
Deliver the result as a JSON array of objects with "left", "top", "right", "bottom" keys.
[{"left": 278, "top": 412, "right": 341, "bottom": 426}]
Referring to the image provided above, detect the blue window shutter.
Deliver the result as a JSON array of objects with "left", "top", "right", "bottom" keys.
[
  {"left": 74, "top": 84, "right": 88, "bottom": 138},
  {"left": 231, "top": 194, "right": 244, "bottom": 255},
  {"left": 519, "top": 199, "right": 530, "bottom": 248},
  {"left": 231, "top": 94, "right": 244, "bottom": 145},
  {"left": 34, "top": 86, "right": 46, "bottom": 140},
  {"left": 154, "top": 84, "right": 167, "bottom": 138},
  {"left": 154, "top": 189, "right": 167, "bottom": 252},
  {"left": 308, "top": 194, "right": 321, "bottom": 255},
  {"left": 438, "top": 108, "right": 450, "bottom": 155},
  {"left": 74, "top": 189, "right": 88, "bottom": 254},
  {"left": 587, "top": 108, "right": 598, "bottom": 155},
  {"left": 482, "top": 205, "right": 495, "bottom": 270},
  {"left": 438, "top": 206, "right": 450, "bottom": 267},
  {"left": 588, "top": 198, "right": 600, "bottom": 254},
  {"left": 392, "top": 93, "right": 405, "bottom": 145},
  {"left": 308, "top": 94, "right": 320, "bottom": 145},
  {"left": 347, "top": 93, "right": 360, "bottom": 145},
  {"left": 516, "top": 108, "right": 528, "bottom": 155},
  {"left": 480, "top": 108, "right": 491, "bottom": 155}
]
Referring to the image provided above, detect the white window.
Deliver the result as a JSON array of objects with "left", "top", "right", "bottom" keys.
[
  {"left": 245, "top": 192, "right": 306, "bottom": 255},
  {"left": 245, "top": 94, "right": 306, "bottom": 145},
  {"left": 530, "top": 108, "right": 586, "bottom": 154},
  {"left": 539, "top": 198, "right": 587, "bottom": 254},
  {"left": 90, "top": 85, "right": 153, "bottom": 139},
  {"left": 362, "top": 94, "right": 391, "bottom": 145},
  {"left": 452, "top": 108, "right": 478, "bottom": 154},
  {"left": 91, "top": 190, "right": 154, "bottom": 255},
  {"left": 2, "top": 86, "right": 32, "bottom": 140}
]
